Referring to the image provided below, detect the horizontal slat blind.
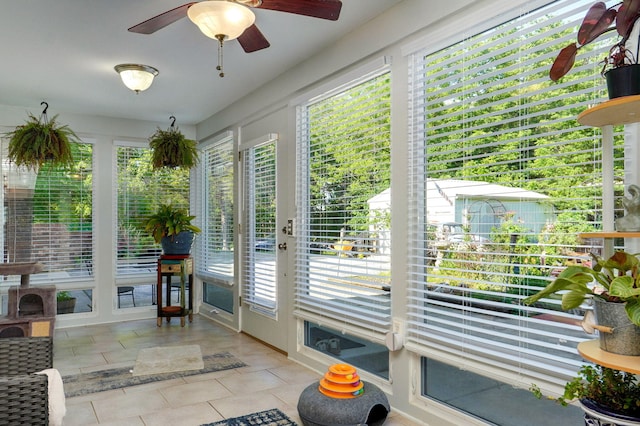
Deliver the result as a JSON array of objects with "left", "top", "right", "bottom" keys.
[
  {"left": 295, "top": 67, "right": 392, "bottom": 338},
  {"left": 115, "top": 143, "right": 191, "bottom": 276},
  {"left": 1, "top": 137, "right": 94, "bottom": 282},
  {"left": 407, "top": 0, "right": 623, "bottom": 388},
  {"left": 242, "top": 138, "right": 277, "bottom": 316},
  {"left": 196, "top": 134, "right": 234, "bottom": 281}
]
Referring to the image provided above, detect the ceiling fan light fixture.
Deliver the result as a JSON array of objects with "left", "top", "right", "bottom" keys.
[
  {"left": 187, "top": 0, "right": 255, "bottom": 41},
  {"left": 114, "top": 64, "right": 159, "bottom": 93}
]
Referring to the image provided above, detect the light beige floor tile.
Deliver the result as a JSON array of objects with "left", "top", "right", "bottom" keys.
[
  {"left": 69, "top": 340, "right": 125, "bottom": 356},
  {"left": 92, "top": 390, "right": 169, "bottom": 422},
  {"left": 218, "top": 370, "right": 287, "bottom": 395},
  {"left": 87, "top": 416, "right": 146, "bottom": 426},
  {"left": 272, "top": 381, "right": 315, "bottom": 407},
  {"left": 55, "top": 352, "right": 109, "bottom": 376},
  {"left": 269, "top": 363, "right": 320, "bottom": 385},
  {"left": 62, "top": 400, "right": 98, "bottom": 426},
  {"left": 141, "top": 402, "right": 223, "bottom": 426},
  {"left": 160, "top": 378, "right": 234, "bottom": 407},
  {"left": 210, "top": 393, "right": 290, "bottom": 419}
]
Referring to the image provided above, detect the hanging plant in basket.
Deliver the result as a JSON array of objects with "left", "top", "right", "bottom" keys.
[
  {"left": 149, "top": 116, "right": 199, "bottom": 170},
  {"left": 5, "top": 102, "right": 78, "bottom": 170}
]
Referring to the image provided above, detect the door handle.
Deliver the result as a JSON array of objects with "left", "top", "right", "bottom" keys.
[{"left": 278, "top": 242, "right": 287, "bottom": 251}]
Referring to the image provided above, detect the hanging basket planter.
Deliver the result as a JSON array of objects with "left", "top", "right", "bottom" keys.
[
  {"left": 5, "top": 102, "right": 78, "bottom": 170},
  {"left": 149, "top": 116, "right": 199, "bottom": 170}
]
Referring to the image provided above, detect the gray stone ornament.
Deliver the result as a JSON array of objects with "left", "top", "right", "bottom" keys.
[{"left": 616, "top": 184, "right": 640, "bottom": 231}]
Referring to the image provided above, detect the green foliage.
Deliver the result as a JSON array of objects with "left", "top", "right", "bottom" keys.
[
  {"left": 524, "top": 251, "right": 640, "bottom": 326},
  {"left": 6, "top": 113, "right": 79, "bottom": 170},
  {"left": 144, "top": 203, "right": 201, "bottom": 244},
  {"left": 32, "top": 142, "right": 93, "bottom": 226},
  {"left": 531, "top": 365, "right": 640, "bottom": 417},
  {"left": 56, "top": 291, "right": 74, "bottom": 301},
  {"left": 308, "top": 73, "right": 391, "bottom": 240},
  {"left": 149, "top": 126, "right": 199, "bottom": 170}
]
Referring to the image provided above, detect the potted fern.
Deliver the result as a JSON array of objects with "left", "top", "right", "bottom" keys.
[
  {"left": 144, "top": 204, "right": 201, "bottom": 255},
  {"left": 5, "top": 104, "right": 79, "bottom": 170},
  {"left": 149, "top": 116, "right": 198, "bottom": 170},
  {"left": 550, "top": 1, "right": 640, "bottom": 98}
]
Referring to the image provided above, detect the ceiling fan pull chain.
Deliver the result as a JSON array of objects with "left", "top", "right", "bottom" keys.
[{"left": 215, "top": 34, "right": 225, "bottom": 78}]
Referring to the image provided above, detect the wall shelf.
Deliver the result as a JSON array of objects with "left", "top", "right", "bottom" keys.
[
  {"left": 577, "top": 340, "right": 640, "bottom": 374},
  {"left": 575, "top": 98, "right": 640, "bottom": 375},
  {"left": 579, "top": 232, "right": 640, "bottom": 239},
  {"left": 578, "top": 95, "right": 640, "bottom": 127}
]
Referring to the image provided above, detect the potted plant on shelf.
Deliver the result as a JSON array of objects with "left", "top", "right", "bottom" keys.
[
  {"left": 5, "top": 103, "right": 79, "bottom": 170},
  {"left": 148, "top": 116, "right": 198, "bottom": 170},
  {"left": 56, "top": 291, "right": 76, "bottom": 314},
  {"left": 144, "top": 204, "right": 201, "bottom": 255},
  {"left": 524, "top": 250, "right": 640, "bottom": 355},
  {"left": 550, "top": 1, "right": 640, "bottom": 98},
  {"left": 531, "top": 364, "right": 640, "bottom": 425}
]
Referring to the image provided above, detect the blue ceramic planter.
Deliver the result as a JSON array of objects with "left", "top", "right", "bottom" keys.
[{"left": 161, "top": 231, "right": 194, "bottom": 255}]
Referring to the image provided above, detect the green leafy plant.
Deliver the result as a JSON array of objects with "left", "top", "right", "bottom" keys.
[
  {"left": 524, "top": 251, "right": 640, "bottom": 326},
  {"left": 144, "top": 203, "right": 201, "bottom": 244},
  {"left": 531, "top": 365, "right": 640, "bottom": 417},
  {"left": 6, "top": 112, "right": 79, "bottom": 170},
  {"left": 56, "top": 291, "right": 74, "bottom": 301},
  {"left": 148, "top": 124, "right": 198, "bottom": 170},
  {"left": 550, "top": 1, "right": 640, "bottom": 81}
]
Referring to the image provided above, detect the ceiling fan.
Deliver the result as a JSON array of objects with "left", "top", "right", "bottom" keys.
[{"left": 128, "top": 0, "right": 343, "bottom": 76}]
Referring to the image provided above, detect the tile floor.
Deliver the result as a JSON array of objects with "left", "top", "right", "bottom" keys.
[{"left": 55, "top": 315, "right": 421, "bottom": 426}]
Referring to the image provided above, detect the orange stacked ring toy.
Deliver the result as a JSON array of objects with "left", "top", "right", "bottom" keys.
[{"left": 318, "top": 363, "right": 364, "bottom": 398}]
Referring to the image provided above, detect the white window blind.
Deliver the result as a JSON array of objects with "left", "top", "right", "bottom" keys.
[
  {"left": 242, "top": 136, "right": 277, "bottom": 316},
  {"left": 1, "top": 137, "right": 94, "bottom": 282},
  {"left": 195, "top": 134, "right": 234, "bottom": 281},
  {"left": 115, "top": 143, "right": 191, "bottom": 276},
  {"left": 295, "top": 66, "right": 392, "bottom": 339},
  {"left": 407, "top": 0, "right": 622, "bottom": 389}
]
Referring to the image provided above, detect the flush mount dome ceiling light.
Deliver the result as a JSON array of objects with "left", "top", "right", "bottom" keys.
[{"left": 114, "top": 64, "right": 159, "bottom": 93}]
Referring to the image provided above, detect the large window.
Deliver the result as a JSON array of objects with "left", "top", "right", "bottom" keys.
[
  {"left": 1, "top": 137, "right": 93, "bottom": 282},
  {"left": 295, "top": 61, "right": 392, "bottom": 352},
  {"left": 407, "top": 0, "right": 622, "bottom": 403},
  {"left": 115, "top": 142, "right": 191, "bottom": 278}
]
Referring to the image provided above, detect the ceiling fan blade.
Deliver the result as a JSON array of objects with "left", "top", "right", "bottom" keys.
[
  {"left": 257, "top": 0, "right": 342, "bottom": 21},
  {"left": 238, "top": 24, "right": 271, "bottom": 53},
  {"left": 128, "top": 3, "right": 196, "bottom": 34}
]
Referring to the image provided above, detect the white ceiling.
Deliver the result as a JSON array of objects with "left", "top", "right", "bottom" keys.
[{"left": 0, "top": 0, "right": 401, "bottom": 125}]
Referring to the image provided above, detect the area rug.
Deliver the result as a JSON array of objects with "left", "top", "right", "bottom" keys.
[
  {"left": 133, "top": 344, "right": 204, "bottom": 376},
  {"left": 201, "top": 408, "right": 297, "bottom": 426},
  {"left": 63, "top": 351, "right": 246, "bottom": 397}
]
